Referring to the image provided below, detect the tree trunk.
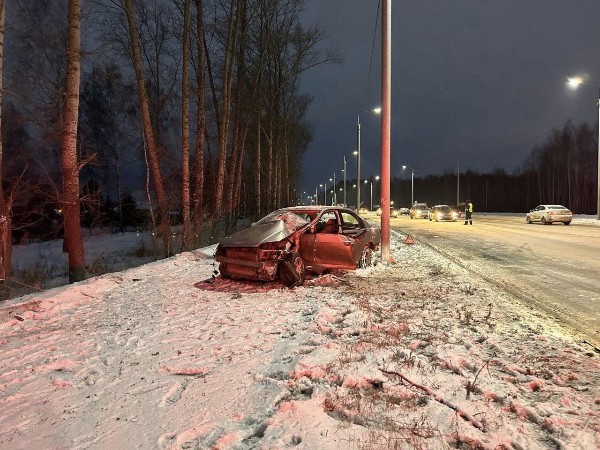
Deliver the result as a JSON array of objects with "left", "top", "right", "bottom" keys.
[
  {"left": 123, "top": 0, "right": 172, "bottom": 254},
  {"left": 212, "top": 0, "right": 240, "bottom": 219},
  {"left": 192, "top": 0, "right": 206, "bottom": 233},
  {"left": 61, "top": 0, "right": 86, "bottom": 283},
  {"left": 0, "top": 0, "right": 11, "bottom": 292},
  {"left": 181, "top": 0, "right": 191, "bottom": 248}
]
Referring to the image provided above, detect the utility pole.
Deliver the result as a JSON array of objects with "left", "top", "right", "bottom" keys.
[
  {"left": 380, "top": 0, "right": 391, "bottom": 262},
  {"left": 343, "top": 156, "right": 347, "bottom": 207},
  {"left": 456, "top": 160, "right": 460, "bottom": 206}
]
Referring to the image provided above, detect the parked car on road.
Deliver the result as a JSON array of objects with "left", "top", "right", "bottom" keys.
[
  {"left": 399, "top": 207, "right": 410, "bottom": 215},
  {"left": 526, "top": 205, "right": 572, "bottom": 225},
  {"left": 428, "top": 205, "right": 458, "bottom": 222},
  {"left": 409, "top": 203, "right": 430, "bottom": 219},
  {"left": 215, "top": 206, "right": 381, "bottom": 286}
]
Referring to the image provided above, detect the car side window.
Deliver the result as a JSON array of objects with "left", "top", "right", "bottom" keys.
[
  {"left": 539, "top": 206, "right": 545, "bottom": 211},
  {"left": 319, "top": 212, "right": 338, "bottom": 233},
  {"left": 340, "top": 211, "right": 364, "bottom": 233}
]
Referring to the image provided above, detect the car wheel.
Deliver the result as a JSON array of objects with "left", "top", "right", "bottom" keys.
[
  {"left": 359, "top": 246, "right": 374, "bottom": 268},
  {"left": 279, "top": 252, "right": 305, "bottom": 287},
  {"left": 526, "top": 216, "right": 531, "bottom": 224},
  {"left": 563, "top": 221, "right": 571, "bottom": 226},
  {"left": 541, "top": 216, "right": 548, "bottom": 225},
  {"left": 219, "top": 263, "right": 231, "bottom": 279}
]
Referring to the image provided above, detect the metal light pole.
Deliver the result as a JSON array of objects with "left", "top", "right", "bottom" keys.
[
  {"left": 380, "top": 0, "right": 391, "bottom": 262},
  {"left": 315, "top": 186, "right": 318, "bottom": 205},
  {"left": 457, "top": 160, "right": 460, "bottom": 206},
  {"left": 567, "top": 76, "right": 599, "bottom": 219},
  {"left": 343, "top": 156, "right": 347, "bottom": 207},
  {"left": 411, "top": 170, "right": 414, "bottom": 205},
  {"left": 356, "top": 116, "right": 361, "bottom": 210}
]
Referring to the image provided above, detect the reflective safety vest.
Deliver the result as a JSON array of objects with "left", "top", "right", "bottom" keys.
[{"left": 465, "top": 202, "right": 473, "bottom": 213}]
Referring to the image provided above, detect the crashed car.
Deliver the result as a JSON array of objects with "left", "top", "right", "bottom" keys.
[{"left": 215, "top": 206, "right": 381, "bottom": 287}]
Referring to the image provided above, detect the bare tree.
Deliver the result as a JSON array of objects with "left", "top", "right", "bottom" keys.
[
  {"left": 181, "top": 0, "right": 191, "bottom": 246},
  {"left": 191, "top": 0, "right": 207, "bottom": 234},
  {"left": 122, "top": 0, "right": 172, "bottom": 254},
  {"left": 0, "top": 0, "right": 9, "bottom": 288},
  {"left": 61, "top": 0, "right": 86, "bottom": 282}
]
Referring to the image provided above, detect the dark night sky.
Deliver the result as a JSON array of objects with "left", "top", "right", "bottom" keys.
[{"left": 299, "top": 0, "right": 600, "bottom": 199}]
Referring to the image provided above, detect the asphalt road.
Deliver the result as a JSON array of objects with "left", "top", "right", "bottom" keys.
[{"left": 383, "top": 213, "right": 600, "bottom": 348}]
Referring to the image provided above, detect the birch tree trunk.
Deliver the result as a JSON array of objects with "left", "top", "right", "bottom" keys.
[
  {"left": 181, "top": 0, "right": 191, "bottom": 247},
  {"left": 0, "top": 0, "right": 10, "bottom": 292},
  {"left": 61, "top": 0, "right": 86, "bottom": 283},
  {"left": 123, "top": 0, "right": 172, "bottom": 254}
]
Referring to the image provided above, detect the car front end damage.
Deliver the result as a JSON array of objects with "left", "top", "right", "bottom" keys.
[{"left": 215, "top": 243, "right": 286, "bottom": 281}]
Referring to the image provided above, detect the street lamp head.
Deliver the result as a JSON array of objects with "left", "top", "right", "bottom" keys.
[
  {"left": 353, "top": 150, "right": 358, "bottom": 156},
  {"left": 402, "top": 165, "right": 407, "bottom": 170},
  {"left": 364, "top": 179, "right": 368, "bottom": 184},
  {"left": 319, "top": 184, "right": 323, "bottom": 188},
  {"left": 372, "top": 107, "right": 382, "bottom": 114},
  {"left": 375, "top": 175, "right": 380, "bottom": 180},
  {"left": 567, "top": 76, "right": 584, "bottom": 89}
]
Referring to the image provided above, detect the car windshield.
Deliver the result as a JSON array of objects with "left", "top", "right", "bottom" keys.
[
  {"left": 437, "top": 206, "right": 451, "bottom": 212},
  {"left": 255, "top": 210, "right": 310, "bottom": 232}
]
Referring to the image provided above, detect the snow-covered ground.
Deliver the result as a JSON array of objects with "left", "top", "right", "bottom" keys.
[{"left": 1, "top": 229, "right": 599, "bottom": 449}]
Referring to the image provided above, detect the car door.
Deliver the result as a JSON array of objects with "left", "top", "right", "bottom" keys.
[
  {"left": 299, "top": 210, "right": 357, "bottom": 270},
  {"left": 530, "top": 205, "right": 541, "bottom": 221}
]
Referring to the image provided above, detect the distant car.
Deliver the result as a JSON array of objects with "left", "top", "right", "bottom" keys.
[
  {"left": 409, "top": 203, "right": 430, "bottom": 219},
  {"left": 428, "top": 205, "right": 457, "bottom": 222},
  {"left": 376, "top": 206, "right": 398, "bottom": 218},
  {"left": 526, "top": 205, "right": 572, "bottom": 225},
  {"left": 215, "top": 206, "right": 381, "bottom": 287},
  {"left": 399, "top": 207, "right": 410, "bottom": 215},
  {"left": 358, "top": 207, "right": 370, "bottom": 215}
]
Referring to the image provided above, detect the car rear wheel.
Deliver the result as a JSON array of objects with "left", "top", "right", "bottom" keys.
[
  {"left": 279, "top": 252, "right": 305, "bottom": 287},
  {"left": 526, "top": 216, "right": 531, "bottom": 224},
  {"left": 359, "top": 246, "right": 374, "bottom": 268},
  {"left": 541, "top": 216, "right": 548, "bottom": 225},
  {"left": 563, "top": 221, "right": 571, "bottom": 225}
]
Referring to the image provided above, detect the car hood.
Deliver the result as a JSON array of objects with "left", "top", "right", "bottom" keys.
[{"left": 219, "top": 220, "right": 294, "bottom": 248}]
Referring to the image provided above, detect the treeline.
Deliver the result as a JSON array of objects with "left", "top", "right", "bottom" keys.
[
  {"left": 0, "top": 0, "right": 334, "bottom": 286},
  {"left": 386, "top": 122, "right": 598, "bottom": 214}
]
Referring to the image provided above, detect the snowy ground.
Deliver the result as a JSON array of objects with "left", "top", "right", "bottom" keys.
[{"left": 1, "top": 229, "right": 599, "bottom": 449}]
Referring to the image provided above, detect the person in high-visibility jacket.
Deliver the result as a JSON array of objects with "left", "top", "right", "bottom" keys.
[{"left": 464, "top": 200, "right": 473, "bottom": 225}]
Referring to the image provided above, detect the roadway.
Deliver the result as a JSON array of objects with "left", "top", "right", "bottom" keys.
[{"left": 379, "top": 213, "right": 600, "bottom": 348}]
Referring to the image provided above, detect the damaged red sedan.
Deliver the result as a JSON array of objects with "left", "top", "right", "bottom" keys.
[{"left": 215, "top": 206, "right": 381, "bottom": 287}]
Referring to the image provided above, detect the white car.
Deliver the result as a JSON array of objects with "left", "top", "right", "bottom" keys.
[{"left": 526, "top": 205, "right": 572, "bottom": 225}]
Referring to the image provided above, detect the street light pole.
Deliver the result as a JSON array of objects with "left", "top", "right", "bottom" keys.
[
  {"left": 333, "top": 173, "right": 336, "bottom": 205},
  {"left": 356, "top": 115, "right": 361, "bottom": 210},
  {"left": 380, "top": 0, "right": 391, "bottom": 262},
  {"left": 343, "top": 156, "right": 347, "bottom": 207},
  {"left": 457, "top": 160, "right": 460, "bottom": 206},
  {"left": 411, "top": 169, "right": 414, "bottom": 205}
]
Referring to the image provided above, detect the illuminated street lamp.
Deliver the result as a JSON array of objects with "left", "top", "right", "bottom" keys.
[
  {"left": 330, "top": 173, "right": 337, "bottom": 205},
  {"left": 356, "top": 107, "right": 382, "bottom": 211},
  {"left": 401, "top": 165, "right": 415, "bottom": 205},
  {"left": 567, "top": 76, "right": 600, "bottom": 220},
  {"left": 370, "top": 175, "right": 380, "bottom": 211}
]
